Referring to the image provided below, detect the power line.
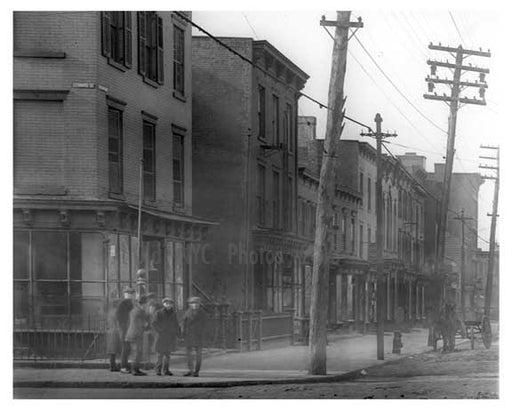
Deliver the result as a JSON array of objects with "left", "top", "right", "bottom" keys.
[
  {"left": 352, "top": 32, "right": 446, "bottom": 134},
  {"left": 178, "top": 12, "right": 373, "bottom": 132},
  {"left": 241, "top": 12, "right": 259, "bottom": 39},
  {"left": 448, "top": 11, "right": 466, "bottom": 47}
]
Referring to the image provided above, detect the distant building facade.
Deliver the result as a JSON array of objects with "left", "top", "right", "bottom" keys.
[
  {"left": 297, "top": 117, "right": 431, "bottom": 329},
  {"left": 13, "top": 11, "right": 213, "bottom": 329},
  {"left": 424, "top": 164, "right": 484, "bottom": 311}
]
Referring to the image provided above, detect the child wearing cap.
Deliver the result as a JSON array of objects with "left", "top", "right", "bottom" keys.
[{"left": 152, "top": 298, "right": 180, "bottom": 376}]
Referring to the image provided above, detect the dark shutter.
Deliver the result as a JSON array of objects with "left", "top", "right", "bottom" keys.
[
  {"left": 101, "top": 11, "right": 112, "bottom": 57},
  {"left": 137, "top": 12, "right": 146, "bottom": 76},
  {"left": 124, "top": 11, "right": 132, "bottom": 68},
  {"left": 157, "top": 16, "right": 164, "bottom": 84}
]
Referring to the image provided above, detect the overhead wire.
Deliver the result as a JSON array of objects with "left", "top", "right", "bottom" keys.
[
  {"left": 448, "top": 11, "right": 466, "bottom": 47},
  {"left": 183, "top": 11, "right": 491, "bottom": 245}
]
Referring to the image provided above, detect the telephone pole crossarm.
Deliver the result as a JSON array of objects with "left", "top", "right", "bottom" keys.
[
  {"left": 428, "top": 43, "right": 491, "bottom": 57},
  {"left": 427, "top": 60, "right": 490, "bottom": 74}
]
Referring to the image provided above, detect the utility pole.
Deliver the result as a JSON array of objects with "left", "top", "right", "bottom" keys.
[
  {"left": 361, "top": 115, "right": 396, "bottom": 360},
  {"left": 479, "top": 146, "right": 499, "bottom": 317},
  {"left": 308, "top": 11, "right": 363, "bottom": 375},
  {"left": 423, "top": 43, "right": 490, "bottom": 310},
  {"left": 454, "top": 209, "right": 473, "bottom": 323}
]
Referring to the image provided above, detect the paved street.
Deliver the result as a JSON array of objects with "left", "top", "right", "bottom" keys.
[{"left": 14, "top": 337, "right": 498, "bottom": 399}]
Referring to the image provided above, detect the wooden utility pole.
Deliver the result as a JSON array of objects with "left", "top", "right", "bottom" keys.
[
  {"left": 454, "top": 209, "right": 473, "bottom": 323},
  {"left": 308, "top": 11, "right": 363, "bottom": 375},
  {"left": 424, "top": 43, "right": 490, "bottom": 308},
  {"left": 361, "top": 115, "right": 396, "bottom": 360},
  {"left": 479, "top": 146, "right": 499, "bottom": 317}
]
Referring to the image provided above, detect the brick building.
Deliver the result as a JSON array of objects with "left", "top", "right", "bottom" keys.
[
  {"left": 297, "top": 117, "right": 430, "bottom": 330},
  {"left": 13, "top": 11, "right": 214, "bottom": 329},
  {"left": 191, "top": 37, "right": 309, "bottom": 315}
]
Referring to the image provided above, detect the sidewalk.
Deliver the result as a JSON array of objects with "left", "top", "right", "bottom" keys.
[{"left": 13, "top": 328, "right": 469, "bottom": 388}]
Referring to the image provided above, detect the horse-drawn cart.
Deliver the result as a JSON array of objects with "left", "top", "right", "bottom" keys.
[
  {"left": 432, "top": 304, "right": 492, "bottom": 352},
  {"left": 464, "top": 315, "right": 492, "bottom": 350}
]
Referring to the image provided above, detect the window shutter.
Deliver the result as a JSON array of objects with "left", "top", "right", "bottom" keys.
[
  {"left": 157, "top": 16, "right": 164, "bottom": 84},
  {"left": 124, "top": 11, "right": 132, "bottom": 68},
  {"left": 137, "top": 12, "right": 146, "bottom": 76},
  {"left": 101, "top": 11, "right": 112, "bottom": 57}
]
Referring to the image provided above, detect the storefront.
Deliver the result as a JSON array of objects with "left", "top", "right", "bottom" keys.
[{"left": 13, "top": 201, "right": 214, "bottom": 329}]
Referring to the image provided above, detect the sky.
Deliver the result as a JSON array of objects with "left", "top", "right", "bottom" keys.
[
  {"left": 190, "top": 6, "right": 509, "bottom": 251},
  {"left": 4, "top": 1, "right": 509, "bottom": 252}
]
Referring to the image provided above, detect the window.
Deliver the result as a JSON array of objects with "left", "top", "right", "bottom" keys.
[
  {"left": 172, "top": 132, "right": 184, "bottom": 207},
  {"left": 258, "top": 85, "right": 266, "bottom": 138},
  {"left": 341, "top": 214, "right": 347, "bottom": 250},
  {"left": 367, "top": 177, "right": 372, "bottom": 211},
  {"left": 108, "top": 108, "right": 123, "bottom": 195},
  {"left": 285, "top": 103, "right": 293, "bottom": 152},
  {"left": 138, "top": 12, "right": 163, "bottom": 84},
  {"left": 333, "top": 213, "right": 339, "bottom": 250},
  {"left": 257, "top": 165, "right": 266, "bottom": 226},
  {"left": 143, "top": 121, "right": 156, "bottom": 201},
  {"left": 173, "top": 25, "right": 185, "bottom": 95},
  {"left": 359, "top": 172, "right": 364, "bottom": 193},
  {"left": 101, "top": 12, "right": 132, "bottom": 68},
  {"left": 14, "top": 231, "right": 105, "bottom": 326},
  {"left": 285, "top": 176, "right": 293, "bottom": 231},
  {"left": 351, "top": 218, "right": 355, "bottom": 253},
  {"left": 272, "top": 170, "right": 280, "bottom": 229},
  {"left": 367, "top": 227, "right": 372, "bottom": 257},
  {"left": 272, "top": 95, "right": 280, "bottom": 145},
  {"left": 359, "top": 224, "right": 364, "bottom": 258}
]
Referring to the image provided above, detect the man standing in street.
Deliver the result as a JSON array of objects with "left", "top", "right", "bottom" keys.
[
  {"left": 125, "top": 295, "right": 149, "bottom": 376},
  {"left": 152, "top": 298, "right": 180, "bottom": 376},
  {"left": 115, "top": 286, "right": 135, "bottom": 373},
  {"left": 182, "top": 296, "right": 208, "bottom": 377}
]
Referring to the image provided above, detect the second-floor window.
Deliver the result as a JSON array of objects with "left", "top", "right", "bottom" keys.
[
  {"left": 257, "top": 165, "right": 266, "bottom": 226},
  {"left": 172, "top": 132, "right": 184, "bottom": 207},
  {"left": 173, "top": 25, "right": 185, "bottom": 95},
  {"left": 284, "top": 103, "right": 293, "bottom": 152},
  {"left": 258, "top": 86, "right": 266, "bottom": 138},
  {"left": 272, "top": 95, "right": 279, "bottom": 145},
  {"left": 359, "top": 224, "right": 364, "bottom": 258},
  {"left": 143, "top": 121, "right": 156, "bottom": 201},
  {"left": 367, "top": 177, "right": 372, "bottom": 211},
  {"left": 108, "top": 107, "right": 123, "bottom": 194},
  {"left": 138, "top": 12, "right": 164, "bottom": 84},
  {"left": 272, "top": 170, "right": 280, "bottom": 229},
  {"left": 101, "top": 12, "right": 132, "bottom": 68}
]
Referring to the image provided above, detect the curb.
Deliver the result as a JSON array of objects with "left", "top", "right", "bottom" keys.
[{"left": 13, "top": 368, "right": 367, "bottom": 389}]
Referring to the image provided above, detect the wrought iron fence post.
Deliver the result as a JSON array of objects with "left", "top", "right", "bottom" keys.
[
  {"left": 256, "top": 310, "right": 262, "bottom": 350},
  {"left": 247, "top": 311, "right": 252, "bottom": 351}
]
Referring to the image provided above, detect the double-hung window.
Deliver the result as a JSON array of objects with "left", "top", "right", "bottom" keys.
[
  {"left": 138, "top": 12, "right": 164, "bottom": 84},
  {"left": 101, "top": 12, "right": 132, "bottom": 68},
  {"left": 173, "top": 26, "right": 185, "bottom": 95},
  {"left": 172, "top": 131, "right": 184, "bottom": 207},
  {"left": 143, "top": 121, "right": 156, "bottom": 201},
  {"left": 108, "top": 108, "right": 123, "bottom": 195}
]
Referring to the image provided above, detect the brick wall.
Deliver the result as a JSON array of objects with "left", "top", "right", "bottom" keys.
[
  {"left": 13, "top": 11, "right": 193, "bottom": 213},
  {"left": 191, "top": 37, "right": 253, "bottom": 306}
]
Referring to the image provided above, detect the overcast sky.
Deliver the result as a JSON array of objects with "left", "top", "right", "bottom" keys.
[{"left": 192, "top": 7, "right": 508, "bottom": 250}]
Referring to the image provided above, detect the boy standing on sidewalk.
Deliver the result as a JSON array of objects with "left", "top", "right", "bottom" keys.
[
  {"left": 152, "top": 298, "right": 180, "bottom": 376},
  {"left": 182, "top": 296, "right": 208, "bottom": 377},
  {"left": 125, "top": 295, "right": 149, "bottom": 376},
  {"left": 115, "top": 287, "right": 135, "bottom": 373}
]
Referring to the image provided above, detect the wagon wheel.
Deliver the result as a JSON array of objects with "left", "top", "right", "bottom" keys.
[
  {"left": 481, "top": 316, "right": 492, "bottom": 349},
  {"left": 470, "top": 326, "right": 475, "bottom": 350}
]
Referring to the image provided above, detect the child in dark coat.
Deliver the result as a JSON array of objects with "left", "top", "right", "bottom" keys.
[{"left": 152, "top": 298, "right": 180, "bottom": 376}]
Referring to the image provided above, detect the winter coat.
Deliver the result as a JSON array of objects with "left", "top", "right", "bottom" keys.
[
  {"left": 125, "top": 304, "right": 148, "bottom": 343},
  {"left": 115, "top": 298, "right": 134, "bottom": 337},
  {"left": 152, "top": 307, "right": 180, "bottom": 353},
  {"left": 106, "top": 304, "right": 121, "bottom": 354},
  {"left": 182, "top": 307, "right": 208, "bottom": 347}
]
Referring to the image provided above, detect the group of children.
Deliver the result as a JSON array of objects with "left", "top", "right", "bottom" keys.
[{"left": 107, "top": 287, "right": 208, "bottom": 377}]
